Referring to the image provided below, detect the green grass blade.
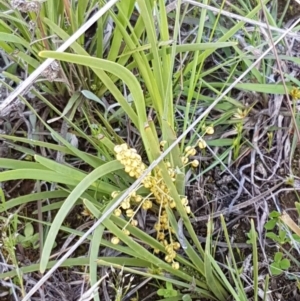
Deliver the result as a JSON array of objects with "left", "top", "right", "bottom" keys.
[
  {"left": 83, "top": 199, "right": 103, "bottom": 301},
  {"left": 40, "top": 160, "right": 123, "bottom": 273},
  {"left": 0, "top": 190, "right": 69, "bottom": 213}
]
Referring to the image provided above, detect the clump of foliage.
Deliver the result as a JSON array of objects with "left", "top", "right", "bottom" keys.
[{"left": 0, "top": 0, "right": 299, "bottom": 300}]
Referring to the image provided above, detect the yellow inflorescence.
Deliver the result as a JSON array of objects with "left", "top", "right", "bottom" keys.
[
  {"left": 114, "top": 144, "right": 146, "bottom": 178},
  {"left": 290, "top": 87, "right": 300, "bottom": 100},
  {"left": 113, "top": 143, "right": 199, "bottom": 269}
]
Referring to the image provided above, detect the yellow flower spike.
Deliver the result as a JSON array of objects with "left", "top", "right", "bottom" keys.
[
  {"left": 172, "top": 262, "right": 180, "bottom": 270},
  {"left": 131, "top": 219, "right": 138, "bottom": 227},
  {"left": 126, "top": 209, "right": 134, "bottom": 217},
  {"left": 198, "top": 138, "right": 207, "bottom": 149},
  {"left": 191, "top": 159, "right": 199, "bottom": 168},
  {"left": 290, "top": 87, "right": 300, "bottom": 100},
  {"left": 114, "top": 208, "right": 122, "bottom": 217},
  {"left": 185, "top": 206, "right": 191, "bottom": 214},
  {"left": 111, "top": 236, "right": 120, "bottom": 245},
  {"left": 129, "top": 171, "right": 135, "bottom": 177},
  {"left": 206, "top": 126, "right": 214, "bottom": 135}
]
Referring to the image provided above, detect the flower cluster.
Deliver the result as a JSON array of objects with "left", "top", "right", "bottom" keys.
[
  {"left": 112, "top": 190, "right": 140, "bottom": 226},
  {"left": 114, "top": 144, "right": 146, "bottom": 178},
  {"left": 113, "top": 143, "right": 195, "bottom": 270},
  {"left": 182, "top": 146, "right": 199, "bottom": 167}
]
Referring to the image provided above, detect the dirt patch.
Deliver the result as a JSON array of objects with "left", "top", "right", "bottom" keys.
[{"left": 278, "top": 0, "right": 300, "bottom": 23}]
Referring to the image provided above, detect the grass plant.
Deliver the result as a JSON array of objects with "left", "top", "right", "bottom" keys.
[{"left": 0, "top": 0, "right": 300, "bottom": 300}]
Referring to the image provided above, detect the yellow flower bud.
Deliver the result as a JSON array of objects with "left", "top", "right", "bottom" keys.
[
  {"left": 173, "top": 242, "right": 181, "bottom": 250},
  {"left": 111, "top": 191, "right": 120, "bottom": 198},
  {"left": 126, "top": 209, "right": 134, "bottom": 217},
  {"left": 154, "top": 248, "right": 160, "bottom": 254},
  {"left": 111, "top": 236, "right": 120, "bottom": 245},
  {"left": 125, "top": 166, "right": 131, "bottom": 173},
  {"left": 142, "top": 200, "right": 152, "bottom": 210},
  {"left": 170, "top": 201, "right": 176, "bottom": 208},
  {"left": 187, "top": 148, "right": 197, "bottom": 156},
  {"left": 185, "top": 146, "right": 192, "bottom": 153},
  {"left": 191, "top": 159, "right": 199, "bottom": 168},
  {"left": 185, "top": 206, "right": 191, "bottom": 214},
  {"left": 162, "top": 223, "right": 169, "bottom": 230},
  {"left": 122, "top": 229, "right": 130, "bottom": 236},
  {"left": 129, "top": 191, "right": 136, "bottom": 198},
  {"left": 134, "top": 195, "right": 142, "bottom": 202},
  {"left": 157, "top": 232, "right": 165, "bottom": 240},
  {"left": 165, "top": 245, "right": 173, "bottom": 254},
  {"left": 114, "top": 145, "right": 123, "bottom": 153},
  {"left": 160, "top": 140, "right": 167, "bottom": 147},
  {"left": 120, "top": 143, "right": 128, "bottom": 151},
  {"left": 121, "top": 200, "right": 130, "bottom": 210},
  {"left": 166, "top": 161, "right": 172, "bottom": 168},
  {"left": 131, "top": 219, "right": 138, "bottom": 227},
  {"left": 181, "top": 197, "right": 188, "bottom": 206},
  {"left": 198, "top": 139, "right": 207, "bottom": 149},
  {"left": 114, "top": 208, "right": 122, "bottom": 217},
  {"left": 172, "top": 262, "right": 180, "bottom": 270},
  {"left": 154, "top": 223, "right": 161, "bottom": 231},
  {"left": 206, "top": 126, "right": 214, "bottom": 135},
  {"left": 165, "top": 255, "right": 172, "bottom": 263},
  {"left": 181, "top": 157, "right": 188, "bottom": 164}
]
